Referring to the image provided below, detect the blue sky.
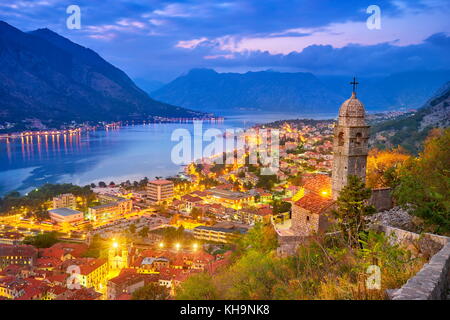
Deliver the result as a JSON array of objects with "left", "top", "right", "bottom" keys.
[{"left": 1, "top": 0, "right": 449, "bottom": 82}]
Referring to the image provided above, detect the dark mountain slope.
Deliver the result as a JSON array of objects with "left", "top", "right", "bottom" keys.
[
  {"left": 152, "top": 69, "right": 343, "bottom": 114},
  {"left": 153, "top": 68, "right": 450, "bottom": 114},
  {"left": 0, "top": 21, "right": 202, "bottom": 130},
  {"left": 371, "top": 81, "right": 450, "bottom": 153}
]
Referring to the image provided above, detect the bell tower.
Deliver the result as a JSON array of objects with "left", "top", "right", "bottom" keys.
[{"left": 332, "top": 77, "right": 370, "bottom": 199}]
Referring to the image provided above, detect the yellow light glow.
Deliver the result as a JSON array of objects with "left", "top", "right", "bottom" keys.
[
  {"left": 112, "top": 242, "right": 118, "bottom": 249},
  {"left": 175, "top": 243, "right": 181, "bottom": 250},
  {"left": 159, "top": 242, "right": 164, "bottom": 248},
  {"left": 193, "top": 243, "right": 198, "bottom": 250},
  {"left": 321, "top": 191, "right": 328, "bottom": 196}
]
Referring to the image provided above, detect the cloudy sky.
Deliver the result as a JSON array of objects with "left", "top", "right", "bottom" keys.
[{"left": 1, "top": 0, "right": 449, "bottom": 82}]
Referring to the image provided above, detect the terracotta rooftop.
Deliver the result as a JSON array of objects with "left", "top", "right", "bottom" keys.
[
  {"left": 148, "top": 179, "right": 173, "bottom": 185},
  {"left": 181, "top": 195, "right": 203, "bottom": 203},
  {"left": 294, "top": 192, "right": 335, "bottom": 215},
  {"left": 302, "top": 173, "right": 332, "bottom": 196}
]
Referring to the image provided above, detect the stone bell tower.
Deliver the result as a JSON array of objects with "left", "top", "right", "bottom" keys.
[{"left": 332, "top": 78, "right": 370, "bottom": 200}]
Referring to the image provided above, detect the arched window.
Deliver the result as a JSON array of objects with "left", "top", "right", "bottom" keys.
[
  {"left": 355, "top": 132, "right": 362, "bottom": 145},
  {"left": 338, "top": 132, "right": 344, "bottom": 146}
]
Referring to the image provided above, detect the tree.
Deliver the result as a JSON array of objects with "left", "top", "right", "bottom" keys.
[
  {"left": 332, "top": 175, "right": 375, "bottom": 247},
  {"left": 366, "top": 148, "right": 410, "bottom": 188},
  {"left": 176, "top": 273, "right": 218, "bottom": 300},
  {"left": 139, "top": 226, "right": 149, "bottom": 238},
  {"left": 23, "top": 232, "right": 59, "bottom": 248},
  {"left": 132, "top": 283, "right": 170, "bottom": 300},
  {"left": 256, "top": 173, "right": 277, "bottom": 190},
  {"left": 236, "top": 222, "right": 278, "bottom": 254},
  {"left": 272, "top": 200, "right": 291, "bottom": 214},
  {"left": 394, "top": 128, "right": 450, "bottom": 233}
]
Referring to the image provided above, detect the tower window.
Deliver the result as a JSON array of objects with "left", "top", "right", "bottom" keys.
[
  {"left": 355, "top": 132, "right": 362, "bottom": 145},
  {"left": 338, "top": 132, "right": 344, "bottom": 146}
]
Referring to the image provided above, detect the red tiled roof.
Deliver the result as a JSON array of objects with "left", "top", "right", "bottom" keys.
[
  {"left": 302, "top": 174, "right": 332, "bottom": 195},
  {"left": 109, "top": 269, "right": 143, "bottom": 286},
  {"left": 149, "top": 179, "right": 173, "bottom": 185},
  {"left": 255, "top": 207, "right": 273, "bottom": 217},
  {"left": 56, "top": 287, "right": 102, "bottom": 300},
  {"left": 36, "top": 257, "right": 62, "bottom": 269},
  {"left": 60, "top": 258, "right": 107, "bottom": 275},
  {"left": 294, "top": 192, "right": 334, "bottom": 215},
  {"left": 46, "top": 243, "right": 88, "bottom": 259},
  {"left": 216, "top": 184, "right": 234, "bottom": 190},
  {"left": 181, "top": 195, "right": 203, "bottom": 203},
  {"left": 116, "top": 293, "right": 132, "bottom": 300}
]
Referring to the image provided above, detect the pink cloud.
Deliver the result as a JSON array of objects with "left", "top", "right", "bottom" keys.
[
  {"left": 204, "top": 54, "right": 235, "bottom": 60},
  {"left": 176, "top": 37, "right": 209, "bottom": 49}
]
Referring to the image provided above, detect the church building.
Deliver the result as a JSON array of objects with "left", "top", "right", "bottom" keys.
[
  {"left": 288, "top": 78, "right": 369, "bottom": 238},
  {"left": 331, "top": 78, "right": 370, "bottom": 199}
]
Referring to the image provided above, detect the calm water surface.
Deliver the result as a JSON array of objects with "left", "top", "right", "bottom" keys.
[{"left": 0, "top": 113, "right": 334, "bottom": 196}]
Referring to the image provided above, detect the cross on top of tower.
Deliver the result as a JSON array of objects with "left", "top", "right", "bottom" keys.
[{"left": 350, "top": 77, "right": 359, "bottom": 94}]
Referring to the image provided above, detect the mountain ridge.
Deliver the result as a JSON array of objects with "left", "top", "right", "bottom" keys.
[
  {"left": 370, "top": 80, "right": 450, "bottom": 153},
  {"left": 0, "top": 21, "right": 204, "bottom": 132},
  {"left": 152, "top": 68, "right": 343, "bottom": 114},
  {"left": 152, "top": 68, "right": 450, "bottom": 114}
]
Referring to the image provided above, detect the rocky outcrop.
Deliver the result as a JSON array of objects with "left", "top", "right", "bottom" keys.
[{"left": 367, "top": 206, "right": 417, "bottom": 231}]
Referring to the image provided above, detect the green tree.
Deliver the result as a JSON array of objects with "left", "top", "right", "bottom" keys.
[
  {"left": 236, "top": 222, "right": 278, "bottom": 254},
  {"left": 139, "top": 226, "right": 149, "bottom": 238},
  {"left": 23, "top": 232, "right": 59, "bottom": 248},
  {"left": 132, "top": 283, "right": 170, "bottom": 300},
  {"left": 272, "top": 200, "right": 291, "bottom": 214},
  {"left": 176, "top": 273, "right": 218, "bottom": 300},
  {"left": 394, "top": 128, "right": 450, "bottom": 233},
  {"left": 332, "top": 175, "right": 375, "bottom": 247}
]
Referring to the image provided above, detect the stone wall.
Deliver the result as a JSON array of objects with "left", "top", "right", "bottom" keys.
[
  {"left": 370, "top": 188, "right": 393, "bottom": 212},
  {"left": 375, "top": 225, "right": 450, "bottom": 300},
  {"left": 375, "top": 224, "right": 449, "bottom": 248},
  {"left": 391, "top": 242, "right": 450, "bottom": 300}
]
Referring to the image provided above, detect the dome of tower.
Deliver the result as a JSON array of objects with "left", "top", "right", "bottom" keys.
[
  {"left": 338, "top": 92, "right": 365, "bottom": 118},
  {"left": 337, "top": 92, "right": 366, "bottom": 126}
]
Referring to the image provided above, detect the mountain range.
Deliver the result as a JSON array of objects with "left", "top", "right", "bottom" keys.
[
  {"left": 371, "top": 80, "right": 450, "bottom": 153},
  {"left": 0, "top": 21, "right": 203, "bottom": 131},
  {"left": 152, "top": 68, "right": 450, "bottom": 114}
]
